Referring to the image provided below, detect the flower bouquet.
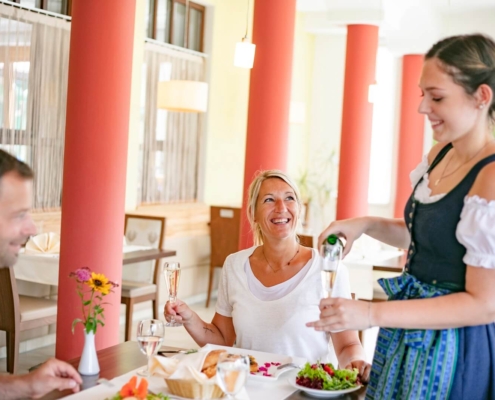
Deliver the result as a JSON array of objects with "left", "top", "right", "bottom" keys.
[{"left": 69, "top": 267, "right": 119, "bottom": 375}]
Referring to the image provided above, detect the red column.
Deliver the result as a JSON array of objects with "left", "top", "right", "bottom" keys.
[
  {"left": 394, "top": 54, "right": 425, "bottom": 217},
  {"left": 336, "top": 25, "right": 379, "bottom": 220},
  {"left": 56, "top": 0, "right": 135, "bottom": 360},
  {"left": 238, "top": 0, "right": 297, "bottom": 249}
]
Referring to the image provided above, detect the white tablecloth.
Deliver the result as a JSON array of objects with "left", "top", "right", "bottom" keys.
[
  {"left": 13, "top": 245, "right": 153, "bottom": 286},
  {"left": 64, "top": 365, "right": 297, "bottom": 400}
]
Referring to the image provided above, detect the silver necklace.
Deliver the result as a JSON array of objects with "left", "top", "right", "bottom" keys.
[
  {"left": 262, "top": 245, "right": 300, "bottom": 273},
  {"left": 434, "top": 139, "right": 494, "bottom": 186}
]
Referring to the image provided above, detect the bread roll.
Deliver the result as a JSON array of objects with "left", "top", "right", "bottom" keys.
[{"left": 201, "top": 350, "right": 227, "bottom": 378}]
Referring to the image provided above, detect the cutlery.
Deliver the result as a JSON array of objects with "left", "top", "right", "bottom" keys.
[
  {"left": 276, "top": 363, "right": 300, "bottom": 370},
  {"left": 158, "top": 349, "right": 197, "bottom": 355}
]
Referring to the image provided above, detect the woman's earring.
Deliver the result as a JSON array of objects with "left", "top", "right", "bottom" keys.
[{"left": 479, "top": 103, "right": 485, "bottom": 109}]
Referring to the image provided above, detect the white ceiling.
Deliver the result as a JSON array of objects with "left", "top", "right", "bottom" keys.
[{"left": 297, "top": 0, "right": 495, "bottom": 13}]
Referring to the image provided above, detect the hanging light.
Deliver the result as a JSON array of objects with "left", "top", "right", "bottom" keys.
[
  {"left": 157, "top": 0, "right": 209, "bottom": 113},
  {"left": 234, "top": 0, "right": 256, "bottom": 69},
  {"left": 157, "top": 80, "right": 208, "bottom": 112}
]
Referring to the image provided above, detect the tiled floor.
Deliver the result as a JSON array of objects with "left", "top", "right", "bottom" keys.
[{"left": 0, "top": 300, "right": 377, "bottom": 375}]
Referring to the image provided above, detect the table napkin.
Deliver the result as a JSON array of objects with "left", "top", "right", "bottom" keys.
[
  {"left": 25, "top": 232, "right": 60, "bottom": 254},
  {"left": 150, "top": 353, "right": 251, "bottom": 399}
]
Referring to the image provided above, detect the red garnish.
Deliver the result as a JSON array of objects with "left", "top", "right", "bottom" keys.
[{"left": 119, "top": 376, "right": 148, "bottom": 399}]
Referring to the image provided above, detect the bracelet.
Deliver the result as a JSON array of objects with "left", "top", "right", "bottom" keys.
[{"left": 367, "top": 301, "right": 372, "bottom": 329}]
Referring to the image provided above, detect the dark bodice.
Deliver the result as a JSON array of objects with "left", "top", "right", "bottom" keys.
[{"left": 403, "top": 144, "right": 495, "bottom": 290}]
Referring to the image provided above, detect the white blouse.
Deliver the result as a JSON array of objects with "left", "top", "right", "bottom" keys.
[{"left": 409, "top": 155, "right": 495, "bottom": 269}]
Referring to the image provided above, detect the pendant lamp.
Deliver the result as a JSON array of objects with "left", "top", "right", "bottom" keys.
[
  {"left": 157, "top": 0, "right": 208, "bottom": 113},
  {"left": 234, "top": 0, "right": 256, "bottom": 69}
]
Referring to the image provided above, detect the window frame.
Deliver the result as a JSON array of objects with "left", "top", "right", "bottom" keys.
[
  {"left": 149, "top": 0, "right": 205, "bottom": 52},
  {"left": 13, "top": 0, "right": 72, "bottom": 16}
]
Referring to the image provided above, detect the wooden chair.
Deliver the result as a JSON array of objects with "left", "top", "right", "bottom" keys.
[
  {"left": 121, "top": 214, "right": 166, "bottom": 341},
  {"left": 298, "top": 233, "right": 314, "bottom": 248},
  {"left": 206, "top": 206, "right": 241, "bottom": 307},
  {"left": 0, "top": 266, "right": 57, "bottom": 374}
]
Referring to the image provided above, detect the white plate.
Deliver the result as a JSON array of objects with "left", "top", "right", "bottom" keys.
[
  {"left": 287, "top": 370, "right": 363, "bottom": 398},
  {"left": 195, "top": 344, "right": 306, "bottom": 382}
]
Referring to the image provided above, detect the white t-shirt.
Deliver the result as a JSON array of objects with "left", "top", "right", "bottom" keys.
[
  {"left": 410, "top": 155, "right": 495, "bottom": 269},
  {"left": 215, "top": 247, "right": 351, "bottom": 363}
]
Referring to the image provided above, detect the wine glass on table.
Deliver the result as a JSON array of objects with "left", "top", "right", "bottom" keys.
[
  {"left": 216, "top": 353, "right": 250, "bottom": 399},
  {"left": 164, "top": 262, "right": 182, "bottom": 327},
  {"left": 137, "top": 319, "right": 165, "bottom": 377}
]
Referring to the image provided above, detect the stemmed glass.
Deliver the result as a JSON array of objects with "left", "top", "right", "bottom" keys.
[
  {"left": 216, "top": 353, "right": 250, "bottom": 399},
  {"left": 164, "top": 262, "right": 182, "bottom": 327},
  {"left": 136, "top": 319, "right": 165, "bottom": 377},
  {"left": 320, "top": 242, "right": 342, "bottom": 298}
]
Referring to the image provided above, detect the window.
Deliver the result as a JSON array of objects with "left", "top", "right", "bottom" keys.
[
  {"left": 0, "top": 4, "right": 70, "bottom": 209},
  {"left": 15, "top": 0, "right": 72, "bottom": 16},
  {"left": 146, "top": 0, "right": 205, "bottom": 52},
  {"left": 368, "top": 47, "right": 397, "bottom": 205},
  {"left": 139, "top": 41, "right": 206, "bottom": 204}
]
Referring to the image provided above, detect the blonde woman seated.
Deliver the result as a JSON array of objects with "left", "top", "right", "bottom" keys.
[{"left": 164, "top": 170, "right": 370, "bottom": 380}]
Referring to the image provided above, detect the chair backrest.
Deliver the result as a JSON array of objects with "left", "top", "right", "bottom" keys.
[
  {"left": 298, "top": 233, "right": 314, "bottom": 248},
  {"left": 124, "top": 214, "right": 166, "bottom": 284},
  {"left": 210, "top": 206, "right": 241, "bottom": 267},
  {"left": 0, "top": 267, "right": 20, "bottom": 332}
]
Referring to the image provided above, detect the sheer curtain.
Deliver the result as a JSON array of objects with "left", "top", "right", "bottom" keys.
[
  {"left": 140, "top": 40, "right": 206, "bottom": 204},
  {"left": 0, "top": 3, "right": 70, "bottom": 209}
]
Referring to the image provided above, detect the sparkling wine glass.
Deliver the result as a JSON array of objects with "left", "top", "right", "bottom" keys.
[
  {"left": 136, "top": 319, "right": 165, "bottom": 377},
  {"left": 320, "top": 242, "right": 342, "bottom": 298},
  {"left": 164, "top": 262, "right": 182, "bottom": 327},
  {"left": 216, "top": 353, "right": 250, "bottom": 399}
]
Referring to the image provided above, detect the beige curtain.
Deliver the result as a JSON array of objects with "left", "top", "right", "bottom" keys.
[
  {"left": 0, "top": 3, "right": 70, "bottom": 209},
  {"left": 140, "top": 40, "right": 206, "bottom": 204}
]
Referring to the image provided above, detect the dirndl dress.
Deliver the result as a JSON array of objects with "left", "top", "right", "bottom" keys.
[{"left": 366, "top": 144, "right": 495, "bottom": 400}]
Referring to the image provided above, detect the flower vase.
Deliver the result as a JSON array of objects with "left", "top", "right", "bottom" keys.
[{"left": 78, "top": 331, "right": 100, "bottom": 375}]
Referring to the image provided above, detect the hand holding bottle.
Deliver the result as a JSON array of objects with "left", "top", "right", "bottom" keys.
[{"left": 318, "top": 217, "right": 371, "bottom": 258}]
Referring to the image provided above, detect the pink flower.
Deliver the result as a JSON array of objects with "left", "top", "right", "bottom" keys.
[
  {"left": 70, "top": 267, "right": 91, "bottom": 282},
  {"left": 258, "top": 366, "right": 267, "bottom": 372},
  {"left": 264, "top": 363, "right": 271, "bottom": 368}
]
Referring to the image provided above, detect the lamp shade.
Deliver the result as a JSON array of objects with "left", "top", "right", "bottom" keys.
[
  {"left": 157, "top": 80, "right": 208, "bottom": 112},
  {"left": 234, "top": 41, "right": 256, "bottom": 69}
]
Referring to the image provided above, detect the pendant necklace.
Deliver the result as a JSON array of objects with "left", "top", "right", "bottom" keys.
[
  {"left": 262, "top": 245, "right": 300, "bottom": 273},
  {"left": 434, "top": 139, "right": 494, "bottom": 186}
]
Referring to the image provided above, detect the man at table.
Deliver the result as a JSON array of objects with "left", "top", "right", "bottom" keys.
[{"left": 0, "top": 149, "right": 82, "bottom": 398}]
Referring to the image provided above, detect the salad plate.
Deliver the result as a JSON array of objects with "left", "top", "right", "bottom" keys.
[{"left": 287, "top": 364, "right": 363, "bottom": 398}]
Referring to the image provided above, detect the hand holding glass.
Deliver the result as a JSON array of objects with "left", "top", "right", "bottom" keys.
[
  {"left": 216, "top": 353, "right": 249, "bottom": 399},
  {"left": 137, "top": 319, "right": 165, "bottom": 377},
  {"left": 320, "top": 243, "right": 342, "bottom": 298},
  {"left": 164, "top": 262, "right": 182, "bottom": 327}
]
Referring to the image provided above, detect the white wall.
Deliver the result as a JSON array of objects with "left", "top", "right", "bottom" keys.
[{"left": 305, "top": 34, "right": 346, "bottom": 231}]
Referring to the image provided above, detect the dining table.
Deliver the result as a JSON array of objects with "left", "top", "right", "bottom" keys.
[
  {"left": 39, "top": 341, "right": 367, "bottom": 399},
  {"left": 13, "top": 247, "right": 177, "bottom": 286}
]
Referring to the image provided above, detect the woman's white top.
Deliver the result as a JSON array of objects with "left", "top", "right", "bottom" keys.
[
  {"left": 215, "top": 247, "right": 351, "bottom": 363},
  {"left": 410, "top": 154, "right": 495, "bottom": 269}
]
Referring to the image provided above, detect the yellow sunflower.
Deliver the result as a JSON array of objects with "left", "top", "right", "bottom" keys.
[{"left": 87, "top": 272, "right": 112, "bottom": 295}]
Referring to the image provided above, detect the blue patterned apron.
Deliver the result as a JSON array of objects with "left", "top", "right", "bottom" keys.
[{"left": 366, "top": 273, "right": 459, "bottom": 400}]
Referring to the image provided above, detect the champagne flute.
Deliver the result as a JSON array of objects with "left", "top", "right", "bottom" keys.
[
  {"left": 216, "top": 353, "right": 250, "bottom": 399},
  {"left": 320, "top": 240, "right": 342, "bottom": 298},
  {"left": 164, "top": 262, "right": 182, "bottom": 327},
  {"left": 136, "top": 319, "right": 165, "bottom": 377}
]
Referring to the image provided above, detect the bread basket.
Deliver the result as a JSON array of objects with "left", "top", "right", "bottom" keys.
[{"left": 164, "top": 378, "right": 224, "bottom": 399}]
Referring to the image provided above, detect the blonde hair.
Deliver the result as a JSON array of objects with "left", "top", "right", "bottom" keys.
[{"left": 247, "top": 170, "right": 303, "bottom": 246}]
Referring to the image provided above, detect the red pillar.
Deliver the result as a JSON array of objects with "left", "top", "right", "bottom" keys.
[
  {"left": 336, "top": 25, "right": 379, "bottom": 220},
  {"left": 238, "top": 0, "right": 297, "bottom": 249},
  {"left": 394, "top": 54, "right": 425, "bottom": 217},
  {"left": 56, "top": 0, "right": 135, "bottom": 360}
]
